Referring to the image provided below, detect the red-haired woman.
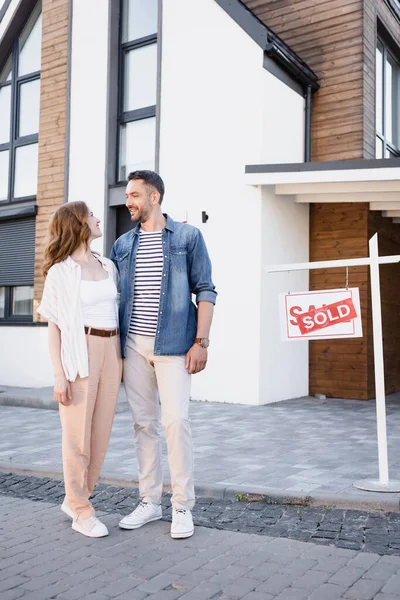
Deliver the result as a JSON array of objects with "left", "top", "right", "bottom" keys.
[{"left": 38, "top": 201, "right": 122, "bottom": 538}]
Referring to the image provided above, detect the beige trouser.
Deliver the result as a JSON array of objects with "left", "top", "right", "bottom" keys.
[
  {"left": 59, "top": 333, "right": 122, "bottom": 521},
  {"left": 124, "top": 333, "right": 194, "bottom": 510}
]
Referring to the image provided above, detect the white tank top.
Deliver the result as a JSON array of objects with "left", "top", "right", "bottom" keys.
[{"left": 80, "top": 276, "right": 118, "bottom": 328}]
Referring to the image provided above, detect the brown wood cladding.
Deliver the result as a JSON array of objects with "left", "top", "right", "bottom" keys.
[
  {"left": 309, "top": 203, "right": 370, "bottom": 400},
  {"left": 34, "top": 0, "right": 69, "bottom": 322}
]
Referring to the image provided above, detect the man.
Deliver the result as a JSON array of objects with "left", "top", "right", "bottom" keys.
[{"left": 110, "top": 170, "right": 216, "bottom": 539}]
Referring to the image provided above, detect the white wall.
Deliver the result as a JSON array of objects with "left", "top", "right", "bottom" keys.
[
  {"left": 261, "top": 71, "right": 305, "bottom": 164},
  {"left": 260, "top": 187, "right": 309, "bottom": 403},
  {"left": 0, "top": 327, "right": 53, "bottom": 386},
  {"left": 67, "top": 0, "right": 110, "bottom": 253},
  {"left": 160, "top": 0, "right": 307, "bottom": 404}
]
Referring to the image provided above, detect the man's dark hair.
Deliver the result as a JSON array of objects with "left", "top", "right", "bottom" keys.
[{"left": 128, "top": 170, "right": 165, "bottom": 204}]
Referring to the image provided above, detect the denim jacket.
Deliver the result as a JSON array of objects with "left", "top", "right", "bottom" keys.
[{"left": 110, "top": 214, "right": 217, "bottom": 357}]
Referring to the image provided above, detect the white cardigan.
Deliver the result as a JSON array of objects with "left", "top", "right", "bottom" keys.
[{"left": 37, "top": 255, "right": 119, "bottom": 382}]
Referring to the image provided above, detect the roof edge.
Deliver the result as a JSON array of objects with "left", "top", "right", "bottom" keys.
[
  {"left": 245, "top": 158, "right": 400, "bottom": 174},
  {"left": 214, "top": 0, "right": 319, "bottom": 92}
]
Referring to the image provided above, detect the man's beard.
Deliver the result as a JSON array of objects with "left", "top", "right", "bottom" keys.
[{"left": 129, "top": 208, "right": 150, "bottom": 223}]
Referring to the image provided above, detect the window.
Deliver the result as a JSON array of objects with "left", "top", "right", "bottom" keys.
[
  {"left": 0, "top": 286, "right": 34, "bottom": 322},
  {"left": 117, "top": 0, "right": 158, "bottom": 181},
  {"left": 376, "top": 39, "right": 400, "bottom": 158},
  {"left": 0, "top": 1, "right": 41, "bottom": 202}
]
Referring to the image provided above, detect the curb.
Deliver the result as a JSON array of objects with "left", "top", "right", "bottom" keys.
[
  {"left": 1, "top": 462, "right": 399, "bottom": 513},
  {"left": 0, "top": 389, "right": 129, "bottom": 413}
]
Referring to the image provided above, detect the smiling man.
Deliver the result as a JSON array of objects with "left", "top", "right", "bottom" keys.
[{"left": 110, "top": 170, "right": 217, "bottom": 539}]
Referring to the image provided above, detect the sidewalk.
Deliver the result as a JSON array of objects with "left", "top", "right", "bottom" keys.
[{"left": 1, "top": 389, "right": 400, "bottom": 511}]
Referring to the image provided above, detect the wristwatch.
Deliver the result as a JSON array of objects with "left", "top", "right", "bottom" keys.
[{"left": 195, "top": 337, "right": 210, "bottom": 348}]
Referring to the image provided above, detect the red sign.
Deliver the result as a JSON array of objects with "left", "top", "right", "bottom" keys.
[
  {"left": 279, "top": 288, "right": 362, "bottom": 341},
  {"left": 295, "top": 297, "right": 358, "bottom": 335}
]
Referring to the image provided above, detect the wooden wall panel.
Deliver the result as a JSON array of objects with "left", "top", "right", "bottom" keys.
[
  {"left": 308, "top": 203, "right": 370, "bottom": 399},
  {"left": 34, "top": 0, "right": 69, "bottom": 321}
]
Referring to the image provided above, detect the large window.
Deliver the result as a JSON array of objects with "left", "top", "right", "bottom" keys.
[
  {"left": 117, "top": 0, "right": 158, "bottom": 181},
  {"left": 0, "top": 1, "right": 41, "bottom": 203},
  {"left": 376, "top": 39, "right": 400, "bottom": 158}
]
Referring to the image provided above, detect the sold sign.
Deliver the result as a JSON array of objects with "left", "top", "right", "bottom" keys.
[
  {"left": 296, "top": 297, "right": 357, "bottom": 335},
  {"left": 279, "top": 288, "right": 363, "bottom": 341}
]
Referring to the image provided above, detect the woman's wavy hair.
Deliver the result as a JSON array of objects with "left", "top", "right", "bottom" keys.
[{"left": 43, "top": 201, "right": 92, "bottom": 277}]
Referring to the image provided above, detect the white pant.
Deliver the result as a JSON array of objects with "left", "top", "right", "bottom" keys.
[{"left": 123, "top": 333, "right": 194, "bottom": 510}]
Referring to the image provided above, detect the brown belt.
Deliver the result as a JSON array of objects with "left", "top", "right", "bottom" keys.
[{"left": 84, "top": 326, "right": 119, "bottom": 338}]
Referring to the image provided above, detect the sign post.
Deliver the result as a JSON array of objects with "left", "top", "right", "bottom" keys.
[{"left": 265, "top": 233, "right": 400, "bottom": 493}]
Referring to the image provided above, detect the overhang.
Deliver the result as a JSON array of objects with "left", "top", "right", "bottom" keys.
[{"left": 245, "top": 159, "right": 400, "bottom": 224}]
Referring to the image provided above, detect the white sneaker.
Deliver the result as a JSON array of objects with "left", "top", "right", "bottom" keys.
[
  {"left": 61, "top": 501, "right": 74, "bottom": 520},
  {"left": 119, "top": 502, "right": 162, "bottom": 530},
  {"left": 171, "top": 508, "right": 194, "bottom": 539},
  {"left": 72, "top": 516, "right": 109, "bottom": 538}
]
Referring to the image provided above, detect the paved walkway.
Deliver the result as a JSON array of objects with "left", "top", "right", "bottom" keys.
[
  {"left": 2, "top": 493, "right": 400, "bottom": 600},
  {"left": 1, "top": 395, "right": 400, "bottom": 509}
]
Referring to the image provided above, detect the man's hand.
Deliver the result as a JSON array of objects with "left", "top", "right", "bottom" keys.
[
  {"left": 54, "top": 374, "right": 72, "bottom": 406},
  {"left": 185, "top": 344, "right": 208, "bottom": 374}
]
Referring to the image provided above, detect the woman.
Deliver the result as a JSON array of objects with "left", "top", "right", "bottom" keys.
[{"left": 38, "top": 201, "right": 122, "bottom": 538}]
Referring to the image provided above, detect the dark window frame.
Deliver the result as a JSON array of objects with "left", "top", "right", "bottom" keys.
[
  {"left": 116, "top": 2, "right": 158, "bottom": 184},
  {"left": 0, "top": 285, "right": 34, "bottom": 324},
  {"left": 0, "top": 0, "right": 12, "bottom": 22},
  {"left": 0, "top": 2, "right": 41, "bottom": 205},
  {"left": 376, "top": 33, "right": 400, "bottom": 158}
]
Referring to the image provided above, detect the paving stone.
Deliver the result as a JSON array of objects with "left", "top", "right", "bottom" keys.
[
  {"left": 0, "top": 575, "right": 30, "bottom": 592},
  {"left": 382, "top": 575, "right": 400, "bottom": 595},
  {"left": 273, "top": 589, "right": 310, "bottom": 600},
  {"left": 208, "top": 565, "right": 252, "bottom": 584},
  {"left": 362, "top": 561, "right": 400, "bottom": 580},
  {"left": 343, "top": 577, "right": 384, "bottom": 599},
  {"left": 0, "top": 589, "right": 26, "bottom": 600},
  {"left": 173, "top": 569, "right": 214, "bottom": 588},
  {"left": 313, "top": 555, "right": 349, "bottom": 573},
  {"left": 179, "top": 582, "right": 222, "bottom": 599},
  {"left": 328, "top": 566, "right": 366, "bottom": 586},
  {"left": 294, "top": 568, "right": 331, "bottom": 589},
  {"left": 106, "top": 592, "right": 148, "bottom": 600},
  {"left": 137, "top": 571, "right": 180, "bottom": 593},
  {"left": 246, "top": 562, "right": 282, "bottom": 582},
  {"left": 167, "top": 556, "right": 210, "bottom": 575},
  {"left": 221, "top": 577, "right": 259, "bottom": 598},
  {"left": 308, "top": 583, "right": 350, "bottom": 600},
  {"left": 255, "top": 573, "right": 297, "bottom": 595},
  {"left": 20, "top": 570, "right": 68, "bottom": 591}
]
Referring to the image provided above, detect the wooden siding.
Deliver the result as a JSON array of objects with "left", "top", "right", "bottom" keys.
[
  {"left": 308, "top": 203, "right": 370, "bottom": 399},
  {"left": 34, "top": 0, "right": 69, "bottom": 321}
]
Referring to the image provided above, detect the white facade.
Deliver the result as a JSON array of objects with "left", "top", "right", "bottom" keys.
[
  {"left": 0, "top": 326, "right": 53, "bottom": 387},
  {"left": 67, "top": 0, "right": 110, "bottom": 253},
  {"left": 160, "top": 0, "right": 307, "bottom": 404},
  {"left": 0, "top": 0, "right": 309, "bottom": 404}
]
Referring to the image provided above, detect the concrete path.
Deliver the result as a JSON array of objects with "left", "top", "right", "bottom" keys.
[
  {"left": 2, "top": 493, "right": 400, "bottom": 600},
  {"left": 1, "top": 394, "right": 400, "bottom": 509}
]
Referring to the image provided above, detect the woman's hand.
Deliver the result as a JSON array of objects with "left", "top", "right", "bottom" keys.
[{"left": 54, "top": 374, "right": 72, "bottom": 406}]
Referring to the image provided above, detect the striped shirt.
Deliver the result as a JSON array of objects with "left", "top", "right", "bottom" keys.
[{"left": 130, "top": 230, "right": 164, "bottom": 336}]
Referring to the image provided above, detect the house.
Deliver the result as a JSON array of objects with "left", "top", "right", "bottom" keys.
[{"left": 0, "top": 0, "right": 398, "bottom": 405}]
